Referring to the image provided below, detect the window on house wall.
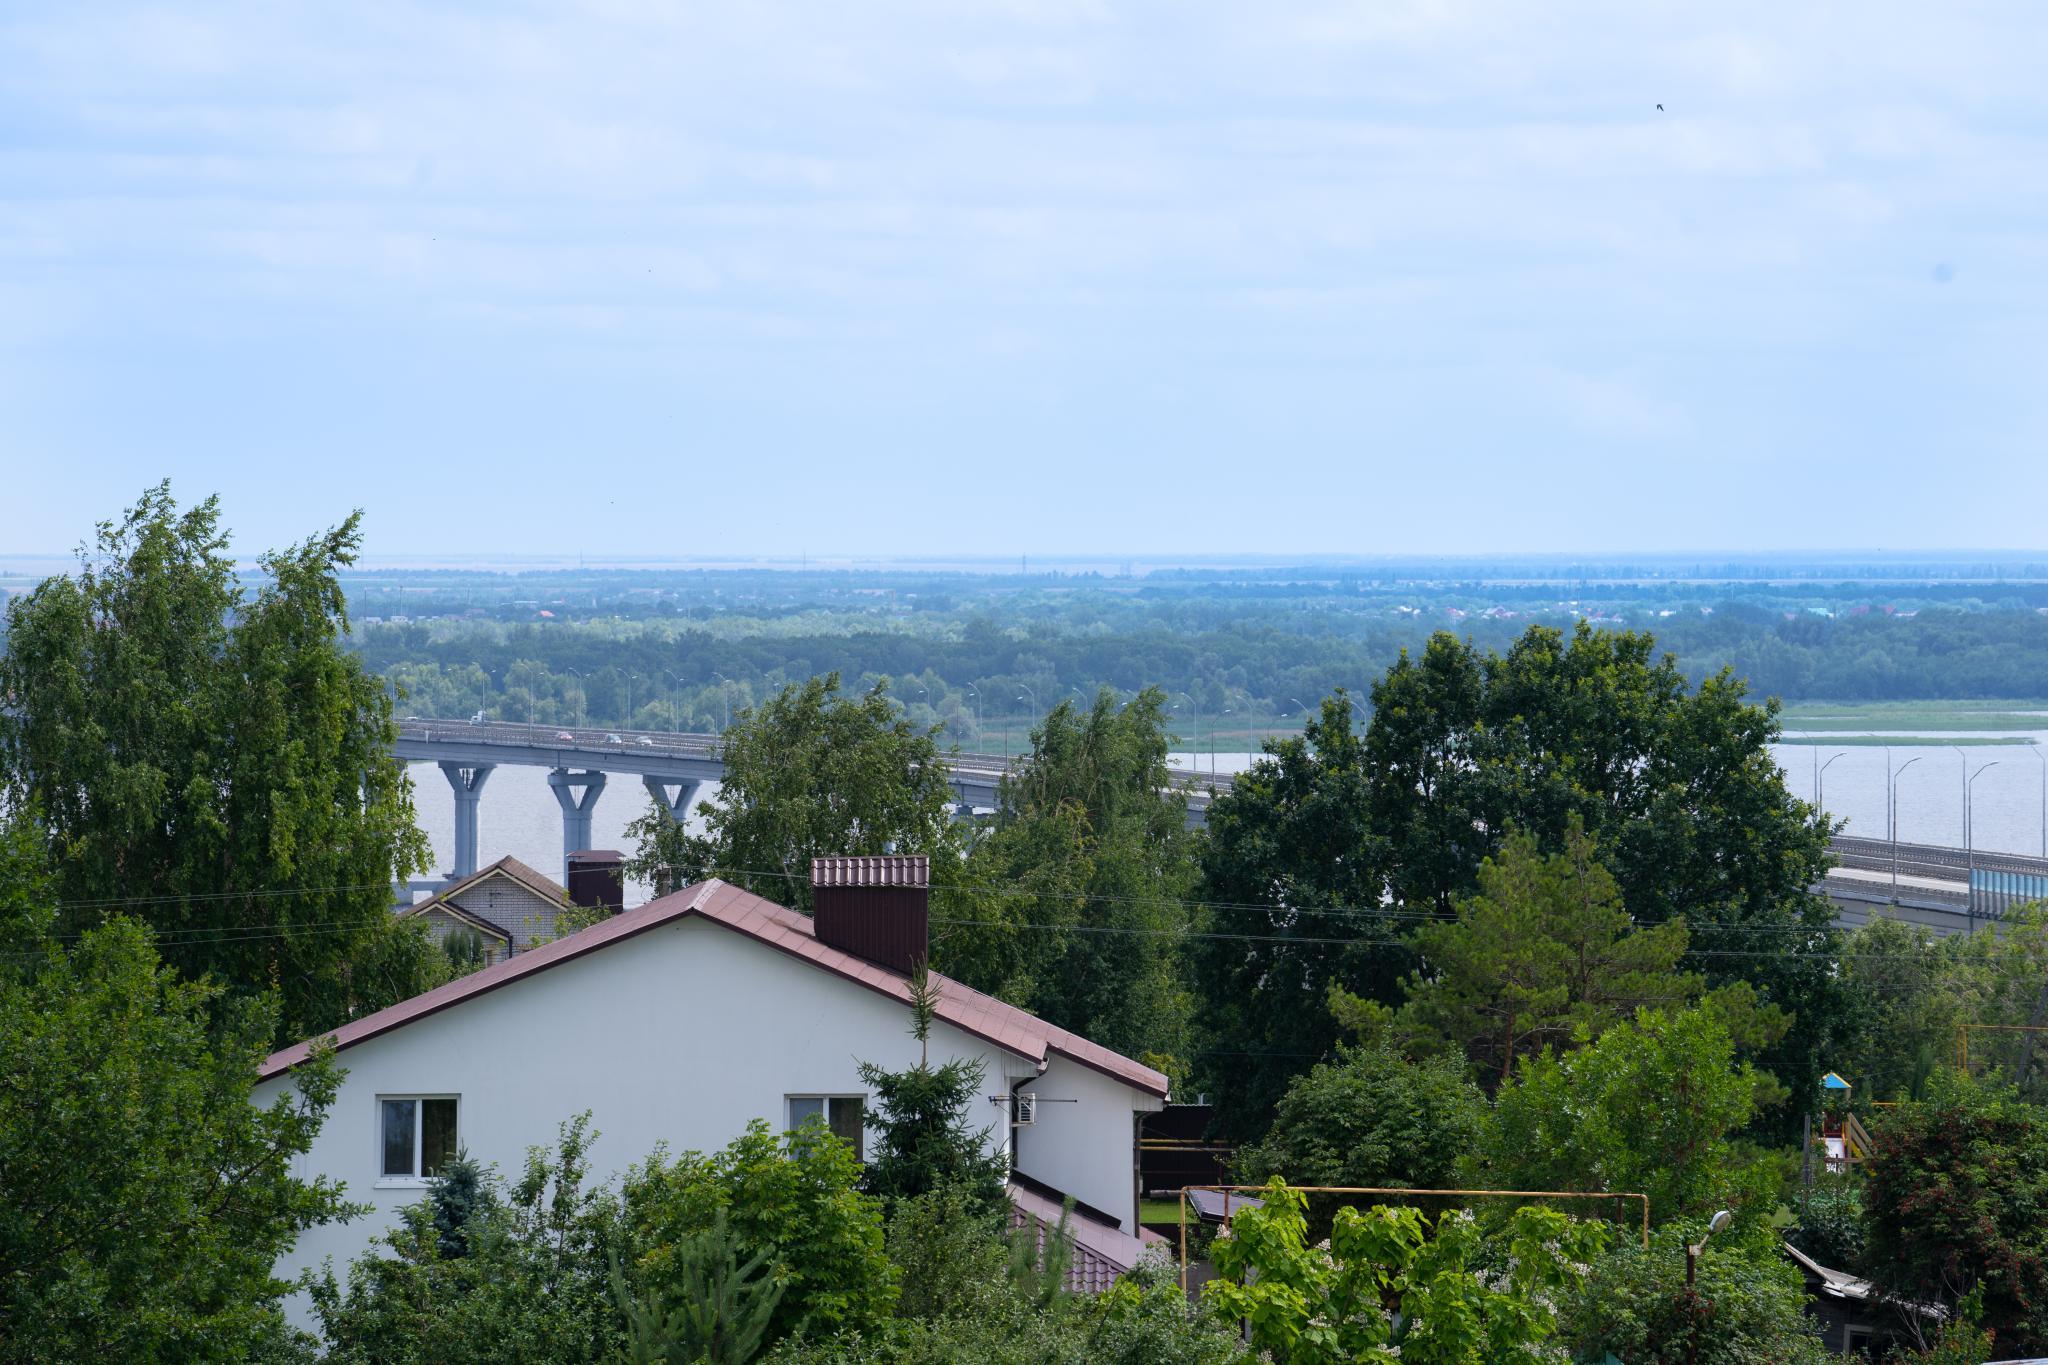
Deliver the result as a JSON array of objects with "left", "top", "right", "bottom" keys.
[
  {"left": 380, "top": 1096, "right": 459, "bottom": 1180},
  {"left": 787, "top": 1095, "right": 865, "bottom": 1160}
]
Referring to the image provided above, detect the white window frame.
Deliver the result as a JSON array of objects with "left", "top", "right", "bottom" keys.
[
  {"left": 376, "top": 1093, "right": 461, "bottom": 1188},
  {"left": 785, "top": 1094, "right": 868, "bottom": 1161}
]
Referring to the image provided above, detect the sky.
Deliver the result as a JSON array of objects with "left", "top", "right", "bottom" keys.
[{"left": 3, "top": 2, "right": 2045, "bottom": 559}]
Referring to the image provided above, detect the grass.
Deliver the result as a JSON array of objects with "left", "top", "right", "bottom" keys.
[
  {"left": 1776, "top": 700, "right": 2048, "bottom": 732},
  {"left": 1776, "top": 735, "right": 2028, "bottom": 747},
  {"left": 1140, "top": 1198, "right": 1190, "bottom": 1225}
]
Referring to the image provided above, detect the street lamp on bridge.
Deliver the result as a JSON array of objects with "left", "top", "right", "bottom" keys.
[
  {"left": 1967, "top": 761, "right": 2002, "bottom": 936},
  {"left": 1888, "top": 752, "right": 1923, "bottom": 902}
]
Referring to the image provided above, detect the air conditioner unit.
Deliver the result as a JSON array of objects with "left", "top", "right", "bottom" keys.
[{"left": 1013, "top": 1092, "right": 1038, "bottom": 1126}]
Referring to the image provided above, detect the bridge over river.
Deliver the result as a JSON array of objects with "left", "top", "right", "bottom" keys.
[
  {"left": 396, "top": 719, "right": 2048, "bottom": 936},
  {"left": 396, "top": 717, "right": 1220, "bottom": 883}
]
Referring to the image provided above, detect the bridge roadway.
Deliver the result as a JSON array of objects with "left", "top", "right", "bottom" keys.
[{"left": 395, "top": 718, "right": 1221, "bottom": 882}]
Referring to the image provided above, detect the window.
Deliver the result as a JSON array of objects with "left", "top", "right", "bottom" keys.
[
  {"left": 788, "top": 1095, "right": 865, "bottom": 1160},
  {"left": 380, "top": 1096, "right": 459, "bottom": 1181}
]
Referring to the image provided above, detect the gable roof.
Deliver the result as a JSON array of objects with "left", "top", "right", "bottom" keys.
[
  {"left": 398, "top": 898, "right": 514, "bottom": 943},
  {"left": 431, "top": 854, "right": 568, "bottom": 908},
  {"left": 260, "top": 878, "right": 1169, "bottom": 1098}
]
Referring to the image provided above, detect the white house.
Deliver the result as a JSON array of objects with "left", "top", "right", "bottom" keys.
[{"left": 254, "top": 855, "right": 1169, "bottom": 1319}]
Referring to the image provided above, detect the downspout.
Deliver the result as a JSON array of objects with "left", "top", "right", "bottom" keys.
[{"left": 1009, "top": 1072, "right": 1040, "bottom": 1180}]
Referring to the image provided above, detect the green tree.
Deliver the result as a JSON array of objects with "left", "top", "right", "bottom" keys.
[
  {"left": 1561, "top": 1222, "right": 1829, "bottom": 1364},
  {"left": 612, "top": 1211, "right": 785, "bottom": 1365},
  {"left": 627, "top": 673, "right": 967, "bottom": 914},
  {"left": 1479, "top": 1005, "right": 1780, "bottom": 1224},
  {"left": 1191, "top": 692, "right": 1397, "bottom": 1138},
  {"left": 1231, "top": 1043, "right": 1484, "bottom": 1238},
  {"left": 623, "top": 1119, "right": 896, "bottom": 1346},
  {"left": 1362, "top": 624, "right": 1841, "bottom": 1122},
  {"left": 856, "top": 966, "right": 1009, "bottom": 1218},
  {"left": 1862, "top": 1070, "right": 2048, "bottom": 1351},
  {"left": 1394, "top": 820, "right": 1698, "bottom": 1084},
  {"left": 959, "top": 687, "right": 1198, "bottom": 1070},
  {"left": 0, "top": 872, "right": 355, "bottom": 1360},
  {"left": 1203, "top": 1180, "right": 1607, "bottom": 1364},
  {"left": 309, "top": 1115, "right": 625, "bottom": 1364},
  {"left": 0, "top": 484, "right": 438, "bottom": 1043}
]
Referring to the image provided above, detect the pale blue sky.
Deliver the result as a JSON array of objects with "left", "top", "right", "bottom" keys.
[{"left": 3, "top": 2, "right": 2044, "bottom": 558}]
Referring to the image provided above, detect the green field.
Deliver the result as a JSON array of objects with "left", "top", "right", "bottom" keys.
[
  {"left": 1776, "top": 700, "right": 2048, "bottom": 732},
  {"left": 1140, "top": 1198, "right": 1190, "bottom": 1226},
  {"left": 1776, "top": 734, "right": 2028, "bottom": 746}
]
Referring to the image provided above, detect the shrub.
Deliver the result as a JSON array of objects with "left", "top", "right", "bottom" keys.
[
  {"left": 624, "top": 1118, "right": 896, "bottom": 1346},
  {"left": 1561, "top": 1222, "right": 1828, "bottom": 1365}
]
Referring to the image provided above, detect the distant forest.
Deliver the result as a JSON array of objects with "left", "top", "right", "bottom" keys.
[{"left": 319, "top": 564, "right": 2048, "bottom": 741}]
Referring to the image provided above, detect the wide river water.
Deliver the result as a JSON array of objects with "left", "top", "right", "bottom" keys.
[{"left": 409, "top": 731, "right": 2048, "bottom": 902}]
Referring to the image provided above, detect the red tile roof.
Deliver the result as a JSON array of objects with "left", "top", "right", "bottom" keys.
[{"left": 259, "top": 878, "right": 1169, "bottom": 1098}]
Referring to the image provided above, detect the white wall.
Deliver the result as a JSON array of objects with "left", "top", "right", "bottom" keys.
[
  {"left": 1019, "top": 1053, "right": 1155, "bottom": 1232},
  {"left": 253, "top": 915, "right": 1153, "bottom": 1322}
]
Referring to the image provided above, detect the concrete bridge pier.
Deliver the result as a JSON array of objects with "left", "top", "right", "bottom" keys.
[
  {"left": 438, "top": 761, "right": 497, "bottom": 878},
  {"left": 641, "top": 776, "right": 701, "bottom": 824},
  {"left": 548, "top": 769, "right": 608, "bottom": 883}
]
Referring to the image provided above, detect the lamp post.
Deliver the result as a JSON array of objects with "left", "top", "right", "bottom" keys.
[
  {"left": 1817, "top": 751, "right": 1846, "bottom": 817},
  {"left": 712, "top": 673, "right": 732, "bottom": 731},
  {"left": 1015, "top": 685, "right": 1039, "bottom": 764},
  {"left": 1967, "top": 761, "right": 2002, "bottom": 936},
  {"left": 1217, "top": 707, "right": 1234, "bottom": 778},
  {"left": 627, "top": 673, "right": 643, "bottom": 728},
  {"left": 964, "top": 685, "right": 983, "bottom": 750},
  {"left": 1686, "top": 1210, "right": 1733, "bottom": 1289},
  {"left": 1290, "top": 697, "right": 1311, "bottom": 742},
  {"left": 1178, "top": 691, "right": 1200, "bottom": 776},
  {"left": 564, "top": 668, "right": 587, "bottom": 727},
  {"left": 1889, "top": 754, "right": 1923, "bottom": 901},
  {"left": 2032, "top": 743, "right": 2046, "bottom": 859},
  {"left": 663, "top": 671, "right": 687, "bottom": 732}
]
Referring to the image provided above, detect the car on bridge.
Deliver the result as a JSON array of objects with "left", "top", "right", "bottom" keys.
[{"left": 555, "top": 731, "right": 575, "bottom": 741}]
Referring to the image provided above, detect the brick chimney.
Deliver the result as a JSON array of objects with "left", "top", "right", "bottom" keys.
[
  {"left": 565, "top": 849, "right": 625, "bottom": 915},
  {"left": 810, "top": 855, "right": 929, "bottom": 976}
]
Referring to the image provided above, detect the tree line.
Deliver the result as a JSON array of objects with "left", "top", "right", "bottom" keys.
[{"left": 4, "top": 485, "right": 2046, "bottom": 1360}]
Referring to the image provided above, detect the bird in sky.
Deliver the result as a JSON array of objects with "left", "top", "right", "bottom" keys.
[{"left": 1656, "top": 103, "right": 1665, "bottom": 111}]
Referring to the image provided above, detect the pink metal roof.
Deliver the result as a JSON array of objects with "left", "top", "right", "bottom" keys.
[
  {"left": 1006, "top": 1180, "right": 1150, "bottom": 1294},
  {"left": 259, "top": 878, "right": 1169, "bottom": 1098},
  {"left": 811, "top": 854, "right": 929, "bottom": 887}
]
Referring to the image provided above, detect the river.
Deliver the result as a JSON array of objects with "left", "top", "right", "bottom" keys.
[{"left": 409, "top": 733, "right": 2048, "bottom": 902}]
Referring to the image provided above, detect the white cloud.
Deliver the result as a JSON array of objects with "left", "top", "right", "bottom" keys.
[{"left": 0, "top": 1, "right": 2043, "bottom": 553}]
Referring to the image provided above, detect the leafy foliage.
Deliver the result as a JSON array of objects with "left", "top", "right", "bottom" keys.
[
  {"left": 1203, "top": 1179, "right": 1607, "bottom": 1364},
  {"left": 1790, "top": 1175, "right": 1866, "bottom": 1274},
  {"left": 623, "top": 1118, "right": 896, "bottom": 1346},
  {"left": 1231, "top": 1042, "right": 1485, "bottom": 1237},
  {"left": 855, "top": 1013, "right": 1008, "bottom": 1219},
  {"left": 1861, "top": 1070, "right": 2048, "bottom": 1351},
  {"left": 0, "top": 901, "right": 354, "bottom": 1360},
  {"left": 1192, "top": 692, "right": 1397, "bottom": 1137},
  {"left": 1561, "top": 1222, "right": 1829, "bottom": 1364},
  {"left": 1479, "top": 1005, "right": 1780, "bottom": 1224},
  {"left": 0, "top": 482, "right": 438, "bottom": 1043},
  {"left": 612, "top": 1210, "right": 785, "bottom": 1365},
  {"left": 956, "top": 686, "right": 1198, "bottom": 1071},
  {"left": 1393, "top": 820, "right": 1698, "bottom": 1084},
  {"left": 308, "top": 1116, "right": 625, "bottom": 1364},
  {"left": 1362, "top": 624, "right": 1840, "bottom": 1120},
  {"left": 627, "top": 673, "right": 967, "bottom": 910}
]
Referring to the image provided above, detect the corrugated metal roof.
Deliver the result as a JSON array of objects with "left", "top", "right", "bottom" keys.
[
  {"left": 1006, "top": 1180, "right": 1148, "bottom": 1294},
  {"left": 259, "top": 877, "right": 1169, "bottom": 1099},
  {"left": 811, "top": 854, "right": 929, "bottom": 888}
]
